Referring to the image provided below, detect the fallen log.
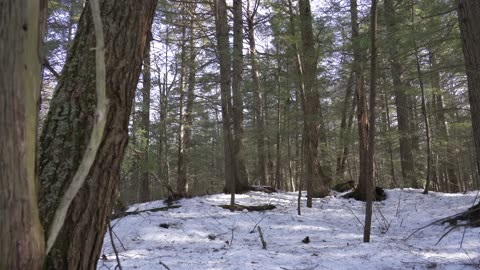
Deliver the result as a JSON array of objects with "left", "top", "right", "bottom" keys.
[
  {"left": 218, "top": 204, "right": 276, "bottom": 211},
  {"left": 110, "top": 205, "right": 181, "bottom": 220}
]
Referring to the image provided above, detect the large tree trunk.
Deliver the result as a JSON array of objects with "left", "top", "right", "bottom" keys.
[
  {"left": 215, "top": 0, "right": 235, "bottom": 198},
  {"left": 215, "top": 0, "right": 250, "bottom": 195},
  {"left": 177, "top": 3, "right": 197, "bottom": 194},
  {"left": 384, "top": 0, "right": 418, "bottom": 188},
  {"left": 299, "top": 0, "right": 329, "bottom": 206},
  {"left": 38, "top": 1, "right": 157, "bottom": 269},
  {"left": 457, "top": 0, "right": 480, "bottom": 180},
  {"left": 231, "top": 0, "right": 250, "bottom": 191},
  {"left": 247, "top": 0, "right": 267, "bottom": 186},
  {"left": 350, "top": 0, "right": 369, "bottom": 200},
  {"left": 364, "top": 0, "right": 378, "bottom": 243},
  {"left": 0, "top": 1, "right": 46, "bottom": 269},
  {"left": 177, "top": 8, "right": 189, "bottom": 194}
]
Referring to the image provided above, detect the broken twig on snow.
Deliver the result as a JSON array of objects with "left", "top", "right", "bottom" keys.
[{"left": 258, "top": 226, "right": 267, "bottom": 249}]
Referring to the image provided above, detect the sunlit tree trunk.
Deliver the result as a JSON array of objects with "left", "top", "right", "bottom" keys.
[{"left": 38, "top": 1, "right": 157, "bottom": 268}]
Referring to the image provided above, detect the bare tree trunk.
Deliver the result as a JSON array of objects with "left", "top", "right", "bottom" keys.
[
  {"left": 458, "top": 0, "right": 480, "bottom": 182},
  {"left": 410, "top": 3, "right": 432, "bottom": 194},
  {"left": 350, "top": 0, "right": 368, "bottom": 199},
  {"left": 384, "top": 0, "right": 418, "bottom": 188},
  {"left": 177, "top": 7, "right": 189, "bottom": 194},
  {"left": 183, "top": 4, "right": 197, "bottom": 194},
  {"left": 364, "top": 0, "right": 378, "bottom": 243},
  {"left": 38, "top": 1, "right": 157, "bottom": 269},
  {"left": 232, "top": 0, "right": 249, "bottom": 191},
  {"left": 382, "top": 76, "right": 398, "bottom": 187},
  {"left": 336, "top": 71, "right": 356, "bottom": 180},
  {"left": 215, "top": 0, "right": 236, "bottom": 204},
  {"left": 275, "top": 60, "right": 283, "bottom": 189},
  {"left": 247, "top": 0, "right": 267, "bottom": 186},
  {"left": 299, "top": 0, "right": 329, "bottom": 207},
  {"left": 176, "top": 2, "right": 197, "bottom": 194},
  {"left": 429, "top": 52, "right": 460, "bottom": 192},
  {"left": 0, "top": 1, "right": 46, "bottom": 269},
  {"left": 139, "top": 35, "right": 152, "bottom": 202}
]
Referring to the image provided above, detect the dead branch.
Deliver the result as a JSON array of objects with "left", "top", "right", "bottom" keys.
[
  {"left": 110, "top": 205, "right": 181, "bottom": 220},
  {"left": 108, "top": 221, "right": 122, "bottom": 270},
  {"left": 159, "top": 260, "right": 171, "bottom": 270},
  {"left": 258, "top": 226, "right": 267, "bottom": 249},
  {"left": 218, "top": 204, "right": 275, "bottom": 211}
]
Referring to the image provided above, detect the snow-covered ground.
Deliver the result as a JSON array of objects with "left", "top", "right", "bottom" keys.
[{"left": 98, "top": 189, "right": 480, "bottom": 270}]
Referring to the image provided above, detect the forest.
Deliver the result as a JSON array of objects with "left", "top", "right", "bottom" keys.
[{"left": 1, "top": 0, "right": 480, "bottom": 269}]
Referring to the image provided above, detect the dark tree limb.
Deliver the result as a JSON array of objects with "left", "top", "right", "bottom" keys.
[
  {"left": 43, "top": 58, "right": 60, "bottom": 79},
  {"left": 219, "top": 204, "right": 275, "bottom": 211},
  {"left": 108, "top": 221, "right": 122, "bottom": 270},
  {"left": 258, "top": 226, "right": 267, "bottom": 249},
  {"left": 110, "top": 205, "right": 181, "bottom": 220}
]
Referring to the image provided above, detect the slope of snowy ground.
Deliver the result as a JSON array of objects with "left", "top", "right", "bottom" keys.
[{"left": 97, "top": 189, "right": 480, "bottom": 270}]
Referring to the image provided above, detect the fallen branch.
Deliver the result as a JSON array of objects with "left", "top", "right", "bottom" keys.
[
  {"left": 110, "top": 205, "right": 181, "bottom": 220},
  {"left": 159, "top": 260, "right": 171, "bottom": 270},
  {"left": 405, "top": 204, "right": 480, "bottom": 242},
  {"left": 258, "top": 226, "right": 267, "bottom": 249},
  {"left": 250, "top": 215, "right": 268, "bottom": 233},
  {"left": 219, "top": 204, "right": 275, "bottom": 212},
  {"left": 43, "top": 58, "right": 60, "bottom": 79}
]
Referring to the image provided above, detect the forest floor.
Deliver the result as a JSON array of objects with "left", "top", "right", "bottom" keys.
[{"left": 98, "top": 188, "right": 480, "bottom": 270}]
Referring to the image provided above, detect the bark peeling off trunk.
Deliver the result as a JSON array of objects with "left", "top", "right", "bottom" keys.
[{"left": 38, "top": 1, "right": 157, "bottom": 269}]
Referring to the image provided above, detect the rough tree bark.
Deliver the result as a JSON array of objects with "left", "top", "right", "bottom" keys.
[
  {"left": 385, "top": 0, "right": 418, "bottom": 188},
  {"left": 298, "top": 0, "right": 330, "bottom": 207},
  {"left": 215, "top": 0, "right": 250, "bottom": 196},
  {"left": 38, "top": 1, "right": 157, "bottom": 269},
  {"left": 0, "top": 1, "right": 46, "bottom": 269},
  {"left": 247, "top": 0, "right": 267, "bottom": 186},
  {"left": 350, "top": 0, "right": 369, "bottom": 200},
  {"left": 215, "top": 0, "right": 236, "bottom": 201},
  {"left": 457, "top": 0, "right": 480, "bottom": 180},
  {"left": 231, "top": 0, "right": 249, "bottom": 191}
]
